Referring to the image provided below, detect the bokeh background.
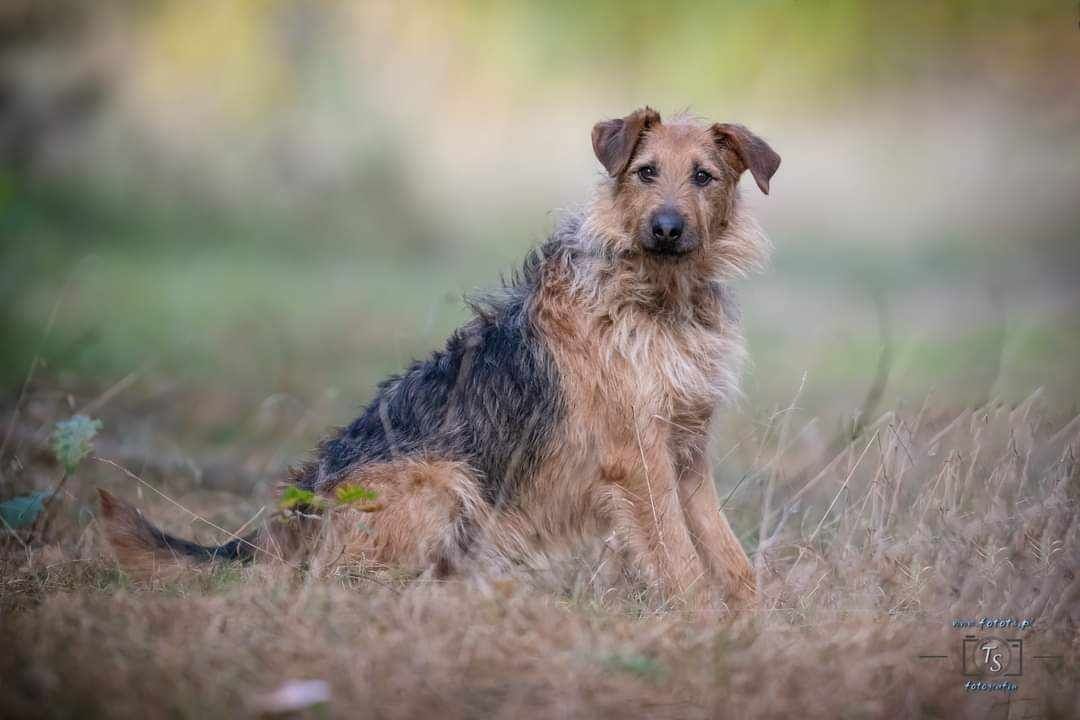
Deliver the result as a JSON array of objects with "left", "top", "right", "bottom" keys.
[{"left": 3, "top": 0, "right": 1079, "bottom": 460}]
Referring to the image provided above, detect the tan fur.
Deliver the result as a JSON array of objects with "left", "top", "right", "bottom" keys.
[
  {"left": 331, "top": 459, "right": 490, "bottom": 574},
  {"left": 97, "top": 489, "right": 200, "bottom": 581}
]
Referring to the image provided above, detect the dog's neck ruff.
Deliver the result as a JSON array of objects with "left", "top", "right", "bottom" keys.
[
  {"left": 565, "top": 201, "right": 770, "bottom": 323},
  {"left": 542, "top": 203, "right": 769, "bottom": 411}
]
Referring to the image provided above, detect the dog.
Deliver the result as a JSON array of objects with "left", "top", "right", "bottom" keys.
[{"left": 99, "top": 107, "right": 779, "bottom": 609}]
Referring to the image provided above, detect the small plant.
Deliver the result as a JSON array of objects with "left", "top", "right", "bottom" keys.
[
  {"left": 278, "top": 486, "right": 325, "bottom": 511},
  {"left": 278, "top": 483, "right": 380, "bottom": 513},
  {"left": 335, "top": 483, "right": 378, "bottom": 506},
  {"left": 51, "top": 415, "right": 102, "bottom": 474},
  {"left": 601, "top": 652, "right": 668, "bottom": 682},
  {"left": 1, "top": 415, "right": 101, "bottom": 533},
  {"left": 0, "top": 491, "right": 50, "bottom": 529}
]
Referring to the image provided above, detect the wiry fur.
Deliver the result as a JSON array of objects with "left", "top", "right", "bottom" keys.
[{"left": 99, "top": 108, "right": 779, "bottom": 609}]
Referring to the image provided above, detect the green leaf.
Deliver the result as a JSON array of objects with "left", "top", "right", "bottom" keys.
[
  {"left": 601, "top": 653, "right": 667, "bottom": 682},
  {"left": 335, "top": 483, "right": 378, "bottom": 505},
  {"left": 279, "top": 486, "right": 324, "bottom": 510},
  {"left": 51, "top": 415, "right": 102, "bottom": 473},
  {"left": 0, "top": 491, "right": 49, "bottom": 529}
]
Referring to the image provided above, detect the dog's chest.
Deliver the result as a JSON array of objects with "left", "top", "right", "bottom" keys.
[{"left": 600, "top": 315, "right": 736, "bottom": 417}]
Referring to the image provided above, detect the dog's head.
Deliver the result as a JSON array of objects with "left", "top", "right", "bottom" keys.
[{"left": 590, "top": 108, "right": 779, "bottom": 263}]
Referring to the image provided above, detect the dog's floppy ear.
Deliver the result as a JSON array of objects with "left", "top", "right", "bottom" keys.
[
  {"left": 711, "top": 123, "right": 781, "bottom": 195},
  {"left": 592, "top": 107, "right": 662, "bottom": 177}
]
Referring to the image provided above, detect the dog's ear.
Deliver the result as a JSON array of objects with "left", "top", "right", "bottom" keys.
[
  {"left": 592, "top": 107, "right": 662, "bottom": 177},
  {"left": 711, "top": 123, "right": 781, "bottom": 195}
]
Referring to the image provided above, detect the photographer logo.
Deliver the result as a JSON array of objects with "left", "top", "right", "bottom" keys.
[{"left": 963, "top": 636, "right": 1023, "bottom": 677}]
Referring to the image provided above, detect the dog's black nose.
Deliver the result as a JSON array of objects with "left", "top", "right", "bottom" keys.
[{"left": 651, "top": 211, "right": 684, "bottom": 242}]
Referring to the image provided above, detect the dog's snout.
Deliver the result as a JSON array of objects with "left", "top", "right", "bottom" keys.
[
  {"left": 641, "top": 205, "right": 696, "bottom": 258},
  {"left": 651, "top": 210, "right": 684, "bottom": 242}
]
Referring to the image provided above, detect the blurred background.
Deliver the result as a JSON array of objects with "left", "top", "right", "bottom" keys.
[{"left": 2, "top": 0, "right": 1079, "bottom": 466}]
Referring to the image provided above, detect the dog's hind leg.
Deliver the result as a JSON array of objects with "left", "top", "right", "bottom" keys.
[
  {"left": 329, "top": 459, "right": 489, "bottom": 577},
  {"left": 99, "top": 459, "right": 488, "bottom": 580}
]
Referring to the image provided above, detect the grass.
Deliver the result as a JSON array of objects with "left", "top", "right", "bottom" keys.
[{"left": 1, "top": 383, "right": 1077, "bottom": 718}]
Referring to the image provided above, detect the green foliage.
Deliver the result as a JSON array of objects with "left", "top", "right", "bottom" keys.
[
  {"left": 50, "top": 415, "right": 102, "bottom": 474},
  {"left": 601, "top": 652, "right": 668, "bottom": 682},
  {"left": 278, "top": 486, "right": 324, "bottom": 511},
  {"left": 0, "top": 415, "right": 102, "bottom": 530},
  {"left": 335, "top": 483, "right": 378, "bottom": 506},
  {"left": 0, "top": 491, "right": 49, "bottom": 529},
  {"left": 278, "top": 484, "right": 378, "bottom": 512}
]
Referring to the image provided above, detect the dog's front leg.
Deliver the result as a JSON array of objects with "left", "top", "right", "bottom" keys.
[
  {"left": 601, "top": 443, "right": 707, "bottom": 606},
  {"left": 677, "top": 448, "right": 758, "bottom": 610}
]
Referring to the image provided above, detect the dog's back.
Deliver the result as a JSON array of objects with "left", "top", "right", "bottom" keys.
[{"left": 292, "top": 239, "right": 566, "bottom": 507}]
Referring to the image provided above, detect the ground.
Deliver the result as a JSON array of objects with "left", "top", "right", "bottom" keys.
[{"left": 1, "top": 377, "right": 1077, "bottom": 718}]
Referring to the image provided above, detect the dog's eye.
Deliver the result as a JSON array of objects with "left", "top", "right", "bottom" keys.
[
  {"left": 693, "top": 169, "right": 714, "bottom": 186},
  {"left": 637, "top": 165, "right": 657, "bottom": 183}
]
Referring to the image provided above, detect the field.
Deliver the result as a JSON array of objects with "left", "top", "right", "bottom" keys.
[
  {"left": 2, "top": 374, "right": 1078, "bottom": 718},
  {"left": 3, "top": 2, "right": 1080, "bottom": 718}
]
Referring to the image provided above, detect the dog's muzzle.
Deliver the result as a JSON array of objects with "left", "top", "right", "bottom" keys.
[{"left": 642, "top": 209, "right": 697, "bottom": 257}]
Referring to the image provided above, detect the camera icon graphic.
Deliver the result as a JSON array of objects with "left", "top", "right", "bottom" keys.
[{"left": 962, "top": 636, "right": 1023, "bottom": 677}]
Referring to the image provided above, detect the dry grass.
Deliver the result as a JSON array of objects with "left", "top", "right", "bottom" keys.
[{"left": 1, "top": 389, "right": 1078, "bottom": 719}]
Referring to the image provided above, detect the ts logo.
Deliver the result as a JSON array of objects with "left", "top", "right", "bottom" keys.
[{"left": 963, "top": 636, "right": 1023, "bottom": 676}]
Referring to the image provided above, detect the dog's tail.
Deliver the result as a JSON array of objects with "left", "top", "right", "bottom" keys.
[{"left": 97, "top": 488, "right": 257, "bottom": 578}]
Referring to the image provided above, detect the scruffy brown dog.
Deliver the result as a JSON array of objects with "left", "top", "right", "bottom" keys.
[{"left": 100, "top": 107, "right": 780, "bottom": 609}]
